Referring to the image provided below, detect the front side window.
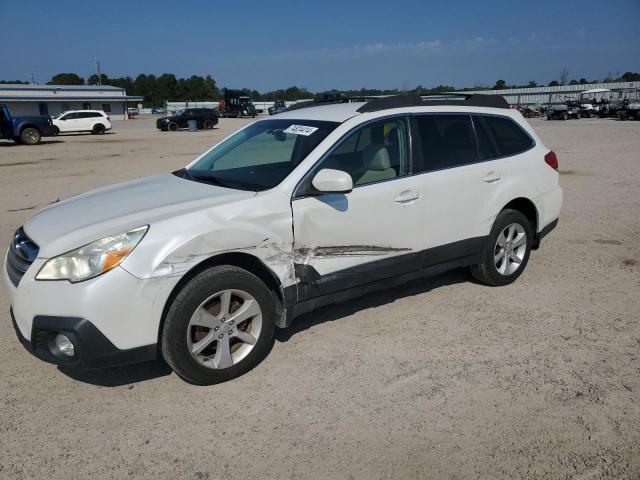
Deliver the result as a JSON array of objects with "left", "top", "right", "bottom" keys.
[
  {"left": 414, "top": 114, "right": 477, "bottom": 172},
  {"left": 482, "top": 115, "right": 534, "bottom": 156},
  {"left": 185, "top": 119, "right": 339, "bottom": 191},
  {"left": 319, "top": 117, "right": 410, "bottom": 186}
]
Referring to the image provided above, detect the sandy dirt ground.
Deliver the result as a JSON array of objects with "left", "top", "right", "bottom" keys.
[{"left": 0, "top": 115, "right": 638, "bottom": 480}]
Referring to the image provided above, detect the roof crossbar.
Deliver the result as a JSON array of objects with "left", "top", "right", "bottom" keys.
[{"left": 356, "top": 93, "right": 510, "bottom": 112}]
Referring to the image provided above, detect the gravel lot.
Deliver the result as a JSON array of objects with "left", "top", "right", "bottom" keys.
[{"left": 1, "top": 115, "right": 639, "bottom": 479}]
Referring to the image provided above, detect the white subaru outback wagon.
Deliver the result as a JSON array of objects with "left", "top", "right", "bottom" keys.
[{"left": 4, "top": 94, "right": 562, "bottom": 385}]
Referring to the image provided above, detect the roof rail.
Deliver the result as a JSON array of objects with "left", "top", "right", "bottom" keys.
[
  {"left": 284, "top": 95, "right": 377, "bottom": 112},
  {"left": 356, "top": 93, "right": 510, "bottom": 112}
]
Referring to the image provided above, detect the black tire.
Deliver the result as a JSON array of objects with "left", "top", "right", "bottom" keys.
[
  {"left": 204, "top": 119, "right": 213, "bottom": 129},
  {"left": 470, "top": 209, "right": 533, "bottom": 286},
  {"left": 575, "top": 113, "right": 581, "bottom": 119},
  {"left": 161, "top": 265, "right": 277, "bottom": 385},
  {"left": 52, "top": 126, "right": 60, "bottom": 135},
  {"left": 168, "top": 122, "right": 178, "bottom": 131},
  {"left": 561, "top": 112, "right": 568, "bottom": 120},
  {"left": 20, "top": 127, "right": 41, "bottom": 145},
  {"left": 92, "top": 123, "right": 106, "bottom": 134}
]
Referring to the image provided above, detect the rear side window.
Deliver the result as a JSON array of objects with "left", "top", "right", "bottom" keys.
[
  {"left": 414, "top": 114, "right": 477, "bottom": 172},
  {"left": 482, "top": 115, "right": 533, "bottom": 156}
]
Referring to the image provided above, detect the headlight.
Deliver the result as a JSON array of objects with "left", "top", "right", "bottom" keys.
[{"left": 36, "top": 226, "right": 148, "bottom": 282}]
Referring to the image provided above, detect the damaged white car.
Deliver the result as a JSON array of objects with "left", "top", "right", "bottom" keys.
[{"left": 4, "top": 94, "right": 562, "bottom": 385}]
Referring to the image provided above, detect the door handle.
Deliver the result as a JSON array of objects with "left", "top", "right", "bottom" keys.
[
  {"left": 394, "top": 190, "right": 421, "bottom": 203},
  {"left": 483, "top": 172, "right": 501, "bottom": 183}
]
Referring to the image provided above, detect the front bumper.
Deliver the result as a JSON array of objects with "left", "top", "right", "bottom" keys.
[
  {"left": 4, "top": 253, "right": 180, "bottom": 368},
  {"left": 10, "top": 309, "right": 156, "bottom": 370}
]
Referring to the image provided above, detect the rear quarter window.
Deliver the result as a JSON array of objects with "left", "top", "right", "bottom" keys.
[{"left": 483, "top": 115, "right": 534, "bottom": 156}]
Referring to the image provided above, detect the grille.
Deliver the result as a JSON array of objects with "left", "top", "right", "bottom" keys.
[{"left": 6, "top": 227, "right": 39, "bottom": 287}]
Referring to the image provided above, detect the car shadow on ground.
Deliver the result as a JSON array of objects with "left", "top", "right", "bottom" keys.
[
  {"left": 0, "top": 140, "right": 64, "bottom": 147},
  {"left": 275, "top": 268, "right": 472, "bottom": 342},
  {"left": 58, "top": 358, "right": 173, "bottom": 387},
  {"left": 57, "top": 268, "right": 472, "bottom": 387}
]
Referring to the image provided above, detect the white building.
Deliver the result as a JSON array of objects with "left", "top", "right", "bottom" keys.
[{"left": 0, "top": 84, "right": 143, "bottom": 118}]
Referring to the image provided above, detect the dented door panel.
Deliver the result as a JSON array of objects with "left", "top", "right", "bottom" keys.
[{"left": 291, "top": 176, "right": 426, "bottom": 297}]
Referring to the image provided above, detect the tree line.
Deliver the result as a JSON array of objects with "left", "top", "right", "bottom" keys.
[{"left": 2, "top": 71, "right": 639, "bottom": 106}]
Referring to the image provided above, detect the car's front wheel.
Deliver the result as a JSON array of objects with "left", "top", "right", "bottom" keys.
[
  {"left": 204, "top": 119, "right": 214, "bottom": 129},
  {"left": 161, "top": 265, "right": 277, "bottom": 385},
  {"left": 470, "top": 209, "right": 533, "bottom": 286}
]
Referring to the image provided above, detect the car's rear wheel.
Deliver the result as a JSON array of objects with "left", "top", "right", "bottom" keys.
[
  {"left": 161, "top": 265, "right": 277, "bottom": 385},
  {"left": 92, "top": 123, "right": 106, "bottom": 134},
  {"left": 204, "top": 119, "right": 214, "bottom": 129},
  {"left": 470, "top": 209, "right": 532, "bottom": 286},
  {"left": 20, "top": 127, "right": 41, "bottom": 145},
  {"left": 168, "top": 122, "right": 178, "bottom": 131}
]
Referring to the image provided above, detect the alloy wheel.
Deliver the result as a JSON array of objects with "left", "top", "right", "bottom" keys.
[
  {"left": 494, "top": 223, "right": 527, "bottom": 276},
  {"left": 187, "top": 289, "right": 262, "bottom": 369}
]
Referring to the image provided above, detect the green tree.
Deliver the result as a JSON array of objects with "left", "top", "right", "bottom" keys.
[
  {"left": 87, "top": 73, "right": 109, "bottom": 85},
  {"left": 548, "top": 80, "right": 560, "bottom": 87},
  {"left": 48, "top": 73, "right": 85, "bottom": 85},
  {"left": 493, "top": 79, "right": 507, "bottom": 90},
  {"left": 527, "top": 80, "right": 538, "bottom": 88}
]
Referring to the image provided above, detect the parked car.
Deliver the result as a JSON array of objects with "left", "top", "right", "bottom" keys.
[
  {"left": 156, "top": 108, "right": 219, "bottom": 131},
  {"left": 0, "top": 104, "right": 57, "bottom": 145},
  {"left": 268, "top": 100, "right": 287, "bottom": 115},
  {"left": 5, "top": 94, "right": 562, "bottom": 385},
  {"left": 51, "top": 110, "right": 111, "bottom": 135}
]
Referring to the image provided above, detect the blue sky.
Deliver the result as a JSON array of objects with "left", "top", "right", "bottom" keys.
[{"left": 1, "top": 0, "right": 638, "bottom": 91}]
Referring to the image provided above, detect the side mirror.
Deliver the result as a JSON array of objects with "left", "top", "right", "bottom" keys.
[{"left": 311, "top": 169, "right": 353, "bottom": 194}]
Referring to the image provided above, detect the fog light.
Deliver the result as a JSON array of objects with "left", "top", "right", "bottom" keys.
[{"left": 53, "top": 333, "right": 75, "bottom": 357}]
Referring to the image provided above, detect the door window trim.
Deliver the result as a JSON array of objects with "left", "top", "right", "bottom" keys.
[
  {"left": 292, "top": 113, "right": 415, "bottom": 199},
  {"left": 292, "top": 111, "right": 537, "bottom": 200}
]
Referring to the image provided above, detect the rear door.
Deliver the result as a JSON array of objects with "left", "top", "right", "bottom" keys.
[
  {"left": 291, "top": 116, "right": 427, "bottom": 301},
  {"left": 411, "top": 113, "right": 509, "bottom": 255}
]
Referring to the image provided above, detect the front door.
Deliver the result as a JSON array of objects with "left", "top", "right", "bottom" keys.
[
  {"left": 59, "top": 112, "right": 86, "bottom": 132},
  {"left": 291, "top": 116, "right": 426, "bottom": 301}
]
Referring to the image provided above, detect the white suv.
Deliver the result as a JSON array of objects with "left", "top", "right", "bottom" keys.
[
  {"left": 4, "top": 94, "right": 562, "bottom": 385},
  {"left": 52, "top": 110, "right": 111, "bottom": 134}
]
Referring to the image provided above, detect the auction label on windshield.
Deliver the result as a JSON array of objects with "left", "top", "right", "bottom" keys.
[{"left": 284, "top": 125, "right": 319, "bottom": 136}]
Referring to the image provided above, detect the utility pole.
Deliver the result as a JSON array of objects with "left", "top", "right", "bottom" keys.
[
  {"left": 30, "top": 74, "right": 36, "bottom": 84},
  {"left": 95, "top": 58, "right": 102, "bottom": 86}
]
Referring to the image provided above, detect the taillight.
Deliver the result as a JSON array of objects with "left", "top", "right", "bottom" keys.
[{"left": 545, "top": 150, "right": 558, "bottom": 170}]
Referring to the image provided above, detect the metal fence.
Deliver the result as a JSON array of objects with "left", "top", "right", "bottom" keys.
[{"left": 458, "top": 81, "right": 640, "bottom": 106}]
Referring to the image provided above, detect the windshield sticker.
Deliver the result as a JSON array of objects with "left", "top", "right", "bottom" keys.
[{"left": 283, "top": 125, "right": 319, "bottom": 136}]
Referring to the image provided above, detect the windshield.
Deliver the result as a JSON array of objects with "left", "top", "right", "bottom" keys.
[{"left": 184, "top": 119, "right": 339, "bottom": 191}]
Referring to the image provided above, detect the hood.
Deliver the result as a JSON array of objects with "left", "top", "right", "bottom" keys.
[
  {"left": 16, "top": 115, "right": 50, "bottom": 123},
  {"left": 24, "top": 173, "right": 255, "bottom": 257}
]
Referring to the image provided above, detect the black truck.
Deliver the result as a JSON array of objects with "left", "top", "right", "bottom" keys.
[
  {"left": 217, "top": 88, "right": 257, "bottom": 118},
  {"left": 0, "top": 104, "right": 57, "bottom": 145},
  {"left": 156, "top": 108, "right": 219, "bottom": 131}
]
